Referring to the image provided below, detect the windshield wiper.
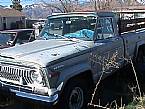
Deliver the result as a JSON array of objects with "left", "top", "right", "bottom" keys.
[
  {"left": 46, "top": 32, "right": 79, "bottom": 42},
  {"left": 39, "top": 32, "right": 56, "bottom": 40},
  {"left": 41, "top": 31, "right": 81, "bottom": 42}
]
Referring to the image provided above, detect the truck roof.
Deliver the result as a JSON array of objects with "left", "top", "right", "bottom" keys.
[
  {"left": 49, "top": 12, "right": 97, "bottom": 19},
  {"left": 49, "top": 11, "right": 116, "bottom": 19}
]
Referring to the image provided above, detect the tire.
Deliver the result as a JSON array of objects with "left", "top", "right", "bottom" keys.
[
  {"left": 58, "top": 79, "right": 90, "bottom": 109},
  {"left": 136, "top": 47, "right": 145, "bottom": 75},
  {"left": 135, "top": 47, "right": 145, "bottom": 93},
  {"left": 136, "top": 46, "right": 145, "bottom": 64}
]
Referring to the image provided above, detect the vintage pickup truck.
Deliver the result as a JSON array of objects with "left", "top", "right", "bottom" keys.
[{"left": 0, "top": 11, "right": 145, "bottom": 109}]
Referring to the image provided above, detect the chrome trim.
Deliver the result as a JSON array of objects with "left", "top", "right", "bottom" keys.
[
  {"left": 0, "top": 80, "right": 32, "bottom": 91},
  {"left": 0, "top": 80, "right": 58, "bottom": 103},
  {"left": 0, "top": 64, "right": 36, "bottom": 84},
  {"left": 10, "top": 89, "right": 58, "bottom": 103}
]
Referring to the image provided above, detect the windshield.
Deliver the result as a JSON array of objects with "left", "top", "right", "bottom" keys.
[
  {"left": 0, "top": 33, "right": 16, "bottom": 45},
  {"left": 40, "top": 15, "right": 97, "bottom": 41}
]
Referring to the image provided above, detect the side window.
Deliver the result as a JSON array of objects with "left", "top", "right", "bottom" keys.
[{"left": 96, "top": 17, "right": 114, "bottom": 40}]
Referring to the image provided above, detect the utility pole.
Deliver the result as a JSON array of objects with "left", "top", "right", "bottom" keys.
[{"left": 10, "top": 0, "right": 22, "bottom": 11}]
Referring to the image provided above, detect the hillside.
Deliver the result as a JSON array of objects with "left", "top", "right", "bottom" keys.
[{"left": 23, "top": 0, "right": 144, "bottom": 19}]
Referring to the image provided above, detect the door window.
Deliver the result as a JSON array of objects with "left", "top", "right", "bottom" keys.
[{"left": 96, "top": 17, "right": 114, "bottom": 40}]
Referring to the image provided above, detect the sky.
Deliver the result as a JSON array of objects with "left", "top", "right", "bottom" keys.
[{"left": 0, "top": 0, "right": 37, "bottom": 7}]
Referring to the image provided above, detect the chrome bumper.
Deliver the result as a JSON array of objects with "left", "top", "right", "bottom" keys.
[
  {"left": 0, "top": 81, "right": 59, "bottom": 105},
  {"left": 10, "top": 89, "right": 58, "bottom": 103}
]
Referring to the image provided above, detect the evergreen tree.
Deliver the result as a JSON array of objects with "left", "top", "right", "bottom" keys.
[{"left": 10, "top": 0, "right": 22, "bottom": 11}]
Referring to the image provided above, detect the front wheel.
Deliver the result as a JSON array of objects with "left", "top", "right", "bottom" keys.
[{"left": 58, "top": 79, "right": 89, "bottom": 109}]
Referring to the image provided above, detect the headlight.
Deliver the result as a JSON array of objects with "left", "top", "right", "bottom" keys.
[{"left": 31, "top": 70, "right": 44, "bottom": 85}]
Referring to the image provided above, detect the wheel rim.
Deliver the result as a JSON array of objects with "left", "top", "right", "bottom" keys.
[{"left": 69, "top": 87, "right": 84, "bottom": 109}]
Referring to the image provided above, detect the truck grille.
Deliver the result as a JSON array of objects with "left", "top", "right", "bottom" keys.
[{"left": 0, "top": 65, "right": 35, "bottom": 84}]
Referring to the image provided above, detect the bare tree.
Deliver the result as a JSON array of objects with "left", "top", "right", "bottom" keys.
[
  {"left": 41, "top": 0, "right": 79, "bottom": 13},
  {"left": 41, "top": 0, "right": 64, "bottom": 12},
  {"left": 91, "top": 0, "right": 113, "bottom": 10}
]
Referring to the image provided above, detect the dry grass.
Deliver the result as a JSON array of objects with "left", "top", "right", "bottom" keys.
[{"left": 88, "top": 56, "right": 145, "bottom": 109}]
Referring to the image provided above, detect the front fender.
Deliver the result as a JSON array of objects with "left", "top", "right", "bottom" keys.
[
  {"left": 58, "top": 61, "right": 91, "bottom": 83},
  {"left": 48, "top": 51, "right": 93, "bottom": 94}
]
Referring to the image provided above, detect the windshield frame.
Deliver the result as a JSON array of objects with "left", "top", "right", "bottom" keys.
[{"left": 39, "top": 13, "right": 97, "bottom": 41}]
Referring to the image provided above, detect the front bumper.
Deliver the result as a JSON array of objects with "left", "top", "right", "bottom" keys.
[
  {"left": 10, "top": 89, "right": 58, "bottom": 103},
  {"left": 0, "top": 80, "right": 58, "bottom": 106}
]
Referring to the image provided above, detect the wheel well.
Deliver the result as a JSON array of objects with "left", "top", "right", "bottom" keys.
[
  {"left": 138, "top": 45, "right": 145, "bottom": 51},
  {"left": 65, "top": 70, "right": 94, "bottom": 90},
  {"left": 137, "top": 44, "right": 145, "bottom": 57},
  {"left": 135, "top": 44, "right": 145, "bottom": 63},
  {"left": 57, "top": 71, "right": 94, "bottom": 107}
]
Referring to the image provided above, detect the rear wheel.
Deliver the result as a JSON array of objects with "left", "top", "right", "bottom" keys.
[
  {"left": 136, "top": 46, "right": 145, "bottom": 64},
  {"left": 135, "top": 46, "right": 145, "bottom": 93},
  {"left": 136, "top": 46, "right": 145, "bottom": 74}
]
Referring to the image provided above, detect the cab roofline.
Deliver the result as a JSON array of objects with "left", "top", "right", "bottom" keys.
[
  {"left": 48, "top": 11, "right": 118, "bottom": 19},
  {"left": 48, "top": 12, "right": 97, "bottom": 19},
  {"left": 51, "top": 12, "right": 96, "bottom": 15}
]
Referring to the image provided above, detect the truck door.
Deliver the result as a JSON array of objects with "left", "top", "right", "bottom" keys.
[{"left": 90, "top": 17, "right": 124, "bottom": 77}]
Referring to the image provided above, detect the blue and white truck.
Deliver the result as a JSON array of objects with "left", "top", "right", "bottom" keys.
[{"left": 0, "top": 11, "right": 145, "bottom": 108}]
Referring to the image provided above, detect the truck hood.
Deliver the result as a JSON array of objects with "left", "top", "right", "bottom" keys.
[{"left": 0, "top": 39, "right": 93, "bottom": 67}]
